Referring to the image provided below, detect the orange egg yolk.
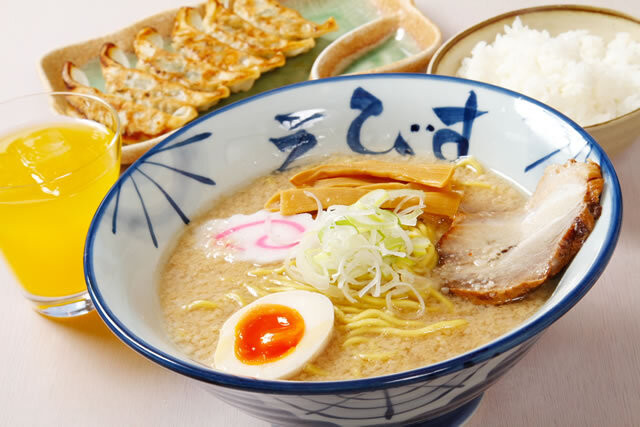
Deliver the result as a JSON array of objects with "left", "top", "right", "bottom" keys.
[{"left": 234, "top": 304, "right": 305, "bottom": 365}]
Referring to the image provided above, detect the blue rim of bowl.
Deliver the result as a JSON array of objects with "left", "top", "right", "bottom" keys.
[{"left": 85, "top": 73, "right": 623, "bottom": 394}]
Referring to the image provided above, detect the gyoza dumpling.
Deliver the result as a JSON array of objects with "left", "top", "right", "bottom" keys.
[
  {"left": 221, "top": 0, "right": 338, "bottom": 40},
  {"left": 203, "top": 0, "right": 315, "bottom": 58},
  {"left": 134, "top": 27, "right": 260, "bottom": 92},
  {"left": 100, "top": 43, "right": 228, "bottom": 111},
  {"left": 173, "top": 7, "right": 285, "bottom": 74},
  {"left": 62, "top": 62, "right": 197, "bottom": 141}
]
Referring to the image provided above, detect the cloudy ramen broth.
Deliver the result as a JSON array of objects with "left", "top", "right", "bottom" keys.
[{"left": 159, "top": 155, "right": 554, "bottom": 381}]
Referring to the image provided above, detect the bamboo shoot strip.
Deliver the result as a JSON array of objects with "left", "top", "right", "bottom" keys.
[
  {"left": 265, "top": 187, "right": 461, "bottom": 217},
  {"left": 289, "top": 160, "right": 455, "bottom": 188}
]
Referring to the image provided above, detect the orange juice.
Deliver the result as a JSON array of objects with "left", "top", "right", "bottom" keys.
[{"left": 0, "top": 121, "right": 120, "bottom": 298}]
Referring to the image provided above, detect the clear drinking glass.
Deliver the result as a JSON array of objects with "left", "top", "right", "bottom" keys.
[{"left": 0, "top": 92, "right": 121, "bottom": 317}]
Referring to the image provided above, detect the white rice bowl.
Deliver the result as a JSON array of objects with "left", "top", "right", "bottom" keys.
[{"left": 457, "top": 17, "right": 640, "bottom": 127}]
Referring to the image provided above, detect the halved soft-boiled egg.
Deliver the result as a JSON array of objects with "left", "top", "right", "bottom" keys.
[{"left": 214, "top": 290, "right": 334, "bottom": 380}]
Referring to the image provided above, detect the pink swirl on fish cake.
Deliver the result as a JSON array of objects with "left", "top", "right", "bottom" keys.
[{"left": 200, "top": 210, "right": 314, "bottom": 264}]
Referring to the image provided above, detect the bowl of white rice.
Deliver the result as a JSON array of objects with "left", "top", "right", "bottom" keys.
[{"left": 427, "top": 5, "right": 640, "bottom": 153}]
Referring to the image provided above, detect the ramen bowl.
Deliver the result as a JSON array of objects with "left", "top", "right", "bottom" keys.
[{"left": 85, "top": 74, "right": 622, "bottom": 426}]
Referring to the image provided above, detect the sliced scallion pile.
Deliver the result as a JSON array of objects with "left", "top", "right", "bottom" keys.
[{"left": 285, "top": 189, "right": 438, "bottom": 317}]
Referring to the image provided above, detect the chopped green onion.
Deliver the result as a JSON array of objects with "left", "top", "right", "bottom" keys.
[{"left": 286, "top": 189, "right": 439, "bottom": 315}]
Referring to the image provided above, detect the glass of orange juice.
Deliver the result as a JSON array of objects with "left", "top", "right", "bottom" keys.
[{"left": 0, "top": 92, "right": 121, "bottom": 317}]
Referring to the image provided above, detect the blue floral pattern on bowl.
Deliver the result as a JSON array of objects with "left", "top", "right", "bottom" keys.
[{"left": 85, "top": 74, "right": 622, "bottom": 426}]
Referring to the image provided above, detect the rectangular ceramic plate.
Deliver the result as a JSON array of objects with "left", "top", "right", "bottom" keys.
[{"left": 39, "top": 0, "right": 441, "bottom": 164}]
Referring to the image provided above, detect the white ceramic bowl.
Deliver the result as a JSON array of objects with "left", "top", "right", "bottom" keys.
[
  {"left": 85, "top": 74, "right": 622, "bottom": 426},
  {"left": 427, "top": 5, "right": 640, "bottom": 154}
]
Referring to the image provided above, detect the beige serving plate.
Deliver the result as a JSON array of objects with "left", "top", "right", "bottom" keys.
[
  {"left": 427, "top": 5, "right": 640, "bottom": 154},
  {"left": 39, "top": 0, "right": 441, "bottom": 164}
]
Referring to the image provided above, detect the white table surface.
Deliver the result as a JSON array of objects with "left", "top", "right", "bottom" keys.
[{"left": 1, "top": 0, "right": 639, "bottom": 425}]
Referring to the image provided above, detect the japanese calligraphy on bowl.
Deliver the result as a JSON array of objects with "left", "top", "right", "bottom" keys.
[{"left": 269, "top": 86, "right": 487, "bottom": 172}]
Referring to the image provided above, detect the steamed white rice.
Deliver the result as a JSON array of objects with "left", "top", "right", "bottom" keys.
[{"left": 457, "top": 17, "right": 640, "bottom": 126}]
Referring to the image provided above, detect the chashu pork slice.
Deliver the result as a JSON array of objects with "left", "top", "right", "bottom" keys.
[{"left": 437, "top": 160, "right": 603, "bottom": 304}]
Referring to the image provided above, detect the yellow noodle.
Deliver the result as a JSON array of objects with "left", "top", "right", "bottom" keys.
[
  {"left": 424, "top": 305, "right": 446, "bottom": 314},
  {"left": 428, "top": 288, "right": 455, "bottom": 312},
  {"left": 388, "top": 299, "right": 422, "bottom": 310},
  {"left": 333, "top": 306, "right": 348, "bottom": 323},
  {"left": 358, "top": 295, "right": 385, "bottom": 307},
  {"left": 379, "top": 319, "right": 468, "bottom": 337},
  {"left": 224, "top": 292, "right": 245, "bottom": 307},
  {"left": 460, "top": 181, "right": 493, "bottom": 189},
  {"left": 248, "top": 266, "right": 285, "bottom": 276},
  {"left": 417, "top": 222, "right": 437, "bottom": 243},
  {"left": 358, "top": 352, "right": 395, "bottom": 361},
  {"left": 392, "top": 258, "right": 416, "bottom": 270},
  {"left": 344, "top": 318, "right": 393, "bottom": 329},
  {"left": 456, "top": 157, "right": 485, "bottom": 174},
  {"left": 335, "top": 305, "right": 362, "bottom": 314},
  {"left": 269, "top": 278, "right": 317, "bottom": 292},
  {"left": 344, "top": 281, "right": 370, "bottom": 291},
  {"left": 259, "top": 285, "right": 299, "bottom": 293},
  {"left": 417, "top": 222, "right": 429, "bottom": 236},
  {"left": 347, "top": 326, "right": 386, "bottom": 336},
  {"left": 346, "top": 309, "right": 425, "bottom": 327},
  {"left": 303, "top": 363, "right": 328, "bottom": 376},
  {"left": 282, "top": 282, "right": 318, "bottom": 292},
  {"left": 348, "top": 319, "right": 467, "bottom": 338},
  {"left": 342, "top": 337, "right": 370, "bottom": 347},
  {"left": 182, "top": 300, "right": 218, "bottom": 311},
  {"left": 425, "top": 244, "right": 439, "bottom": 264},
  {"left": 244, "top": 284, "right": 265, "bottom": 298}
]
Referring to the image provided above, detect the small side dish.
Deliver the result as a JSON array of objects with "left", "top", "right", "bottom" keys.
[
  {"left": 159, "top": 156, "right": 602, "bottom": 381},
  {"left": 309, "top": 0, "right": 442, "bottom": 79}
]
